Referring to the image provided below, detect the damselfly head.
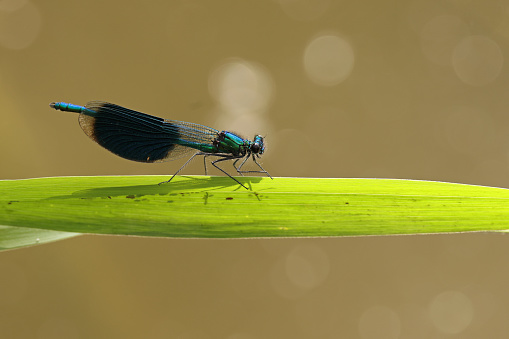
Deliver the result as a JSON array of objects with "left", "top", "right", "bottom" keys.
[{"left": 251, "top": 135, "right": 265, "bottom": 154}]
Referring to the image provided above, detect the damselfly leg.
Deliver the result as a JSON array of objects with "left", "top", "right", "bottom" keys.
[
  {"left": 235, "top": 154, "right": 273, "bottom": 179},
  {"left": 159, "top": 152, "right": 248, "bottom": 189}
]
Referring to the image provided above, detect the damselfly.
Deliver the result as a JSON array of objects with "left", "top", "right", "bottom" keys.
[{"left": 50, "top": 101, "right": 271, "bottom": 189}]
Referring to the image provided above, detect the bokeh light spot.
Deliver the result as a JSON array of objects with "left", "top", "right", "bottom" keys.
[
  {"left": 452, "top": 35, "right": 503, "bottom": 86},
  {"left": 303, "top": 34, "right": 355, "bottom": 86},
  {"left": 270, "top": 243, "right": 329, "bottom": 299},
  {"left": 428, "top": 290, "right": 474, "bottom": 334},
  {"left": 0, "top": 0, "right": 41, "bottom": 50},
  {"left": 358, "top": 306, "right": 401, "bottom": 339},
  {"left": 209, "top": 59, "right": 274, "bottom": 116},
  {"left": 285, "top": 244, "right": 330, "bottom": 289}
]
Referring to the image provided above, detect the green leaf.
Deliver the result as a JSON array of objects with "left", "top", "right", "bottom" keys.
[
  {"left": 1, "top": 175, "right": 509, "bottom": 250},
  {"left": 0, "top": 225, "right": 79, "bottom": 251}
]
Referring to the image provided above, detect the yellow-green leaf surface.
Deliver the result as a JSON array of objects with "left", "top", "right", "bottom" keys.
[
  {"left": 0, "top": 225, "right": 79, "bottom": 251},
  {"left": 1, "top": 175, "right": 509, "bottom": 250}
]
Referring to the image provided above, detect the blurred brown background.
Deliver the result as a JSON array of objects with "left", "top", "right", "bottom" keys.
[{"left": 2, "top": 0, "right": 509, "bottom": 338}]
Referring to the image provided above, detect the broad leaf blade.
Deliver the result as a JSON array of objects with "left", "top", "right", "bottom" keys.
[{"left": 0, "top": 176, "right": 508, "bottom": 250}]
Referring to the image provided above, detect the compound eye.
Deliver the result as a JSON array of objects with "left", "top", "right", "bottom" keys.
[{"left": 251, "top": 143, "right": 260, "bottom": 153}]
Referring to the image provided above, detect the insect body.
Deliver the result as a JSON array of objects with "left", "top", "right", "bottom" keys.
[{"left": 50, "top": 101, "right": 271, "bottom": 189}]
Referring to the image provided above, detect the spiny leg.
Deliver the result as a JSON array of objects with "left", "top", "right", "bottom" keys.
[
  {"left": 232, "top": 158, "right": 245, "bottom": 176},
  {"left": 203, "top": 154, "right": 208, "bottom": 175},
  {"left": 211, "top": 155, "right": 248, "bottom": 189},
  {"left": 253, "top": 155, "right": 273, "bottom": 179},
  {"left": 235, "top": 156, "right": 250, "bottom": 176},
  {"left": 235, "top": 154, "right": 273, "bottom": 179},
  {"left": 158, "top": 152, "right": 206, "bottom": 185},
  {"left": 203, "top": 154, "right": 226, "bottom": 175}
]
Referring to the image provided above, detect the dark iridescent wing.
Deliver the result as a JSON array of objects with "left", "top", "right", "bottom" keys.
[{"left": 79, "top": 101, "right": 218, "bottom": 163}]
